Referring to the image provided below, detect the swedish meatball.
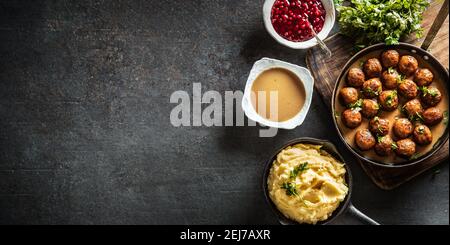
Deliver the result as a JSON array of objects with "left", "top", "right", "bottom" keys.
[
  {"left": 347, "top": 67, "right": 365, "bottom": 87},
  {"left": 395, "top": 138, "right": 416, "bottom": 158},
  {"left": 381, "top": 50, "right": 400, "bottom": 68},
  {"left": 423, "top": 107, "right": 444, "bottom": 126},
  {"left": 339, "top": 87, "right": 359, "bottom": 105},
  {"left": 355, "top": 129, "right": 376, "bottom": 151},
  {"left": 363, "top": 58, "right": 383, "bottom": 78},
  {"left": 402, "top": 98, "right": 423, "bottom": 118},
  {"left": 393, "top": 118, "right": 413, "bottom": 139},
  {"left": 378, "top": 90, "right": 398, "bottom": 111},
  {"left": 413, "top": 124, "right": 433, "bottom": 145},
  {"left": 414, "top": 68, "right": 434, "bottom": 86},
  {"left": 398, "top": 55, "right": 418, "bottom": 76},
  {"left": 362, "top": 78, "right": 382, "bottom": 98},
  {"left": 361, "top": 99, "right": 379, "bottom": 118},
  {"left": 398, "top": 79, "right": 418, "bottom": 99},
  {"left": 420, "top": 86, "right": 442, "bottom": 107},
  {"left": 369, "top": 116, "right": 390, "bottom": 136},
  {"left": 375, "top": 135, "right": 395, "bottom": 156},
  {"left": 342, "top": 109, "right": 362, "bottom": 129},
  {"left": 381, "top": 69, "right": 400, "bottom": 89}
]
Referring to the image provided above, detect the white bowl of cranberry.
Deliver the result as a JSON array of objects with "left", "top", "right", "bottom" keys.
[{"left": 263, "top": 0, "right": 335, "bottom": 49}]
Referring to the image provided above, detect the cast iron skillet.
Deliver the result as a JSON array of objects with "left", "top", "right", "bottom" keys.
[
  {"left": 262, "top": 137, "right": 379, "bottom": 225},
  {"left": 332, "top": 43, "right": 450, "bottom": 168}
]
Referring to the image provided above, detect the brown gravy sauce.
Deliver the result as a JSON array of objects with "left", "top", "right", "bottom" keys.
[
  {"left": 251, "top": 68, "right": 306, "bottom": 122},
  {"left": 335, "top": 50, "right": 449, "bottom": 164}
]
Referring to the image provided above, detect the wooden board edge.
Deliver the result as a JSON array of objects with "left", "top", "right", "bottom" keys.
[{"left": 358, "top": 155, "right": 449, "bottom": 190}]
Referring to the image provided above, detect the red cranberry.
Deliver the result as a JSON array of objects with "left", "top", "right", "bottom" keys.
[{"left": 271, "top": 0, "right": 326, "bottom": 42}]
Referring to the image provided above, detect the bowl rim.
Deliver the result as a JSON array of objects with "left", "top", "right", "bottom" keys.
[
  {"left": 242, "top": 57, "right": 314, "bottom": 129},
  {"left": 262, "top": 0, "right": 336, "bottom": 49},
  {"left": 262, "top": 137, "right": 353, "bottom": 225},
  {"left": 331, "top": 42, "right": 450, "bottom": 168}
]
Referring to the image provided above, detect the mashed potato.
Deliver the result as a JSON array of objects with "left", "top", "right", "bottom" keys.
[{"left": 267, "top": 143, "right": 348, "bottom": 224}]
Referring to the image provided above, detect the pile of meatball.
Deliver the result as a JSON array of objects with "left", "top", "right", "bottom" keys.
[{"left": 339, "top": 49, "right": 444, "bottom": 159}]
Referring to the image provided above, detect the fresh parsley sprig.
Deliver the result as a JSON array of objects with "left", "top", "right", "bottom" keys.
[
  {"left": 419, "top": 86, "right": 438, "bottom": 97},
  {"left": 281, "top": 182, "right": 298, "bottom": 196},
  {"left": 347, "top": 98, "right": 363, "bottom": 110},
  {"left": 335, "top": 0, "right": 429, "bottom": 46}
]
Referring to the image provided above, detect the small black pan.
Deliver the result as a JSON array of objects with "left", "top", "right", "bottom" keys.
[{"left": 262, "top": 137, "right": 379, "bottom": 225}]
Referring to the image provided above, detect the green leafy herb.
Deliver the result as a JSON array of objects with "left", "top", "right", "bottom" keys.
[
  {"left": 377, "top": 135, "right": 385, "bottom": 143},
  {"left": 396, "top": 74, "right": 405, "bottom": 84},
  {"left": 388, "top": 67, "right": 396, "bottom": 74},
  {"left": 335, "top": 111, "right": 340, "bottom": 118},
  {"left": 377, "top": 126, "right": 384, "bottom": 135},
  {"left": 290, "top": 162, "right": 309, "bottom": 179},
  {"left": 409, "top": 153, "right": 420, "bottom": 160},
  {"left": 348, "top": 98, "right": 363, "bottom": 109},
  {"left": 429, "top": 90, "right": 438, "bottom": 97},
  {"left": 363, "top": 87, "right": 379, "bottom": 97},
  {"left": 409, "top": 112, "right": 424, "bottom": 123},
  {"left": 335, "top": 0, "right": 429, "bottom": 46},
  {"left": 281, "top": 182, "right": 298, "bottom": 196},
  {"left": 419, "top": 86, "right": 438, "bottom": 97},
  {"left": 417, "top": 126, "right": 425, "bottom": 135},
  {"left": 443, "top": 111, "right": 448, "bottom": 125},
  {"left": 289, "top": 162, "right": 308, "bottom": 179},
  {"left": 359, "top": 60, "right": 365, "bottom": 67},
  {"left": 385, "top": 91, "right": 397, "bottom": 107},
  {"left": 400, "top": 104, "right": 406, "bottom": 114},
  {"left": 391, "top": 142, "right": 398, "bottom": 150},
  {"left": 419, "top": 86, "right": 428, "bottom": 95}
]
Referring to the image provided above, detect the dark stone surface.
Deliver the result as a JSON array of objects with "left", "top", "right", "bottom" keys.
[{"left": 0, "top": 0, "right": 448, "bottom": 225}]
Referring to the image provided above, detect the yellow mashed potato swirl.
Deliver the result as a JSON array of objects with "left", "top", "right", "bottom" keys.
[{"left": 267, "top": 143, "right": 349, "bottom": 224}]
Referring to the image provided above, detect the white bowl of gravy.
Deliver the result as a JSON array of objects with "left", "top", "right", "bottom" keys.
[{"left": 242, "top": 58, "right": 314, "bottom": 129}]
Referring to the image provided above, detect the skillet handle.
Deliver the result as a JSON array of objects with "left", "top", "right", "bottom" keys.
[
  {"left": 347, "top": 203, "right": 380, "bottom": 225},
  {"left": 420, "top": 0, "right": 449, "bottom": 51}
]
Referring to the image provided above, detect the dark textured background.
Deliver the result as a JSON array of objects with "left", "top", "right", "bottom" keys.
[{"left": 0, "top": 0, "right": 448, "bottom": 225}]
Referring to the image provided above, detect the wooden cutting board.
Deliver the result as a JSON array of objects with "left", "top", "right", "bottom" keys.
[{"left": 306, "top": 0, "right": 449, "bottom": 190}]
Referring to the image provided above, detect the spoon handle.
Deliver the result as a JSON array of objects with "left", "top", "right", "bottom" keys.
[
  {"left": 348, "top": 203, "right": 380, "bottom": 225},
  {"left": 309, "top": 24, "right": 332, "bottom": 57}
]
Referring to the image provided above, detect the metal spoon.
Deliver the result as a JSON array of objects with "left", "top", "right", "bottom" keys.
[{"left": 308, "top": 21, "right": 332, "bottom": 57}]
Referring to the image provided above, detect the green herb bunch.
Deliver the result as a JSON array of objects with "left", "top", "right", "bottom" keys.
[{"left": 334, "top": 0, "right": 429, "bottom": 46}]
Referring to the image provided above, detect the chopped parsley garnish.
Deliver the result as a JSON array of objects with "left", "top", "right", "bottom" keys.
[
  {"left": 387, "top": 67, "right": 396, "bottom": 74},
  {"left": 444, "top": 111, "right": 448, "bottom": 125},
  {"left": 363, "top": 87, "right": 379, "bottom": 97},
  {"left": 409, "top": 112, "right": 424, "bottom": 123},
  {"left": 420, "top": 86, "right": 438, "bottom": 97},
  {"left": 418, "top": 126, "right": 425, "bottom": 135},
  {"left": 348, "top": 98, "right": 363, "bottom": 109},
  {"left": 391, "top": 142, "right": 398, "bottom": 150},
  {"left": 396, "top": 74, "right": 405, "bottom": 84},
  {"left": 385, "top": 91, "right": 397, "bottom": 107},
  {"left": 359, "top": 60, "right": 365, "bottom": 67},
  {"left": 290, "top": 162, "right": 309, "bottom": 179},
  {"left": 335, "top": 111, "right": 340, "bottom": 118},
  {"left": 400, "top": 105, "right": 406, "bottom": 114},
  {"left": 281, "top": 182, "right": 298, "bottom": 196},
  {"left": 409, "top": 153, "right": 420, "bottom": 160},
  {"left": 377, "top": 126, "right": 384, "bottom": 135}
]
